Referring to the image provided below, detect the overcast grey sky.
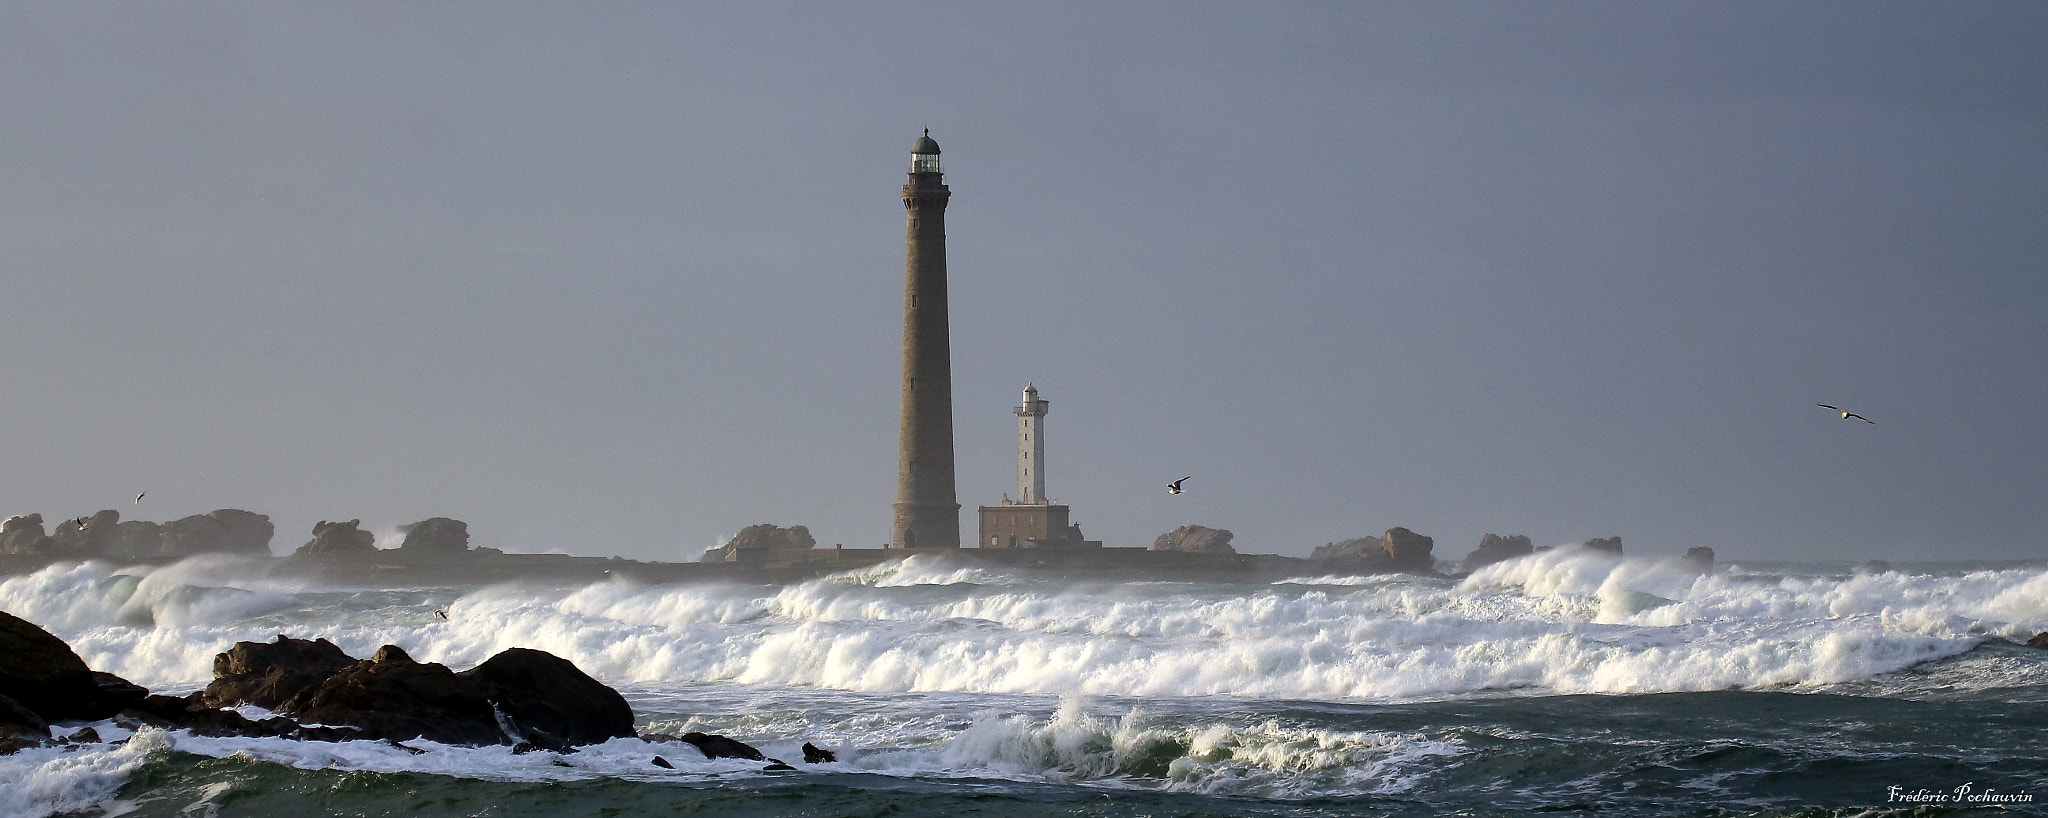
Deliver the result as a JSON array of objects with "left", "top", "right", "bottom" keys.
[{"left": 2, "top": 2, "right": 2043, "bottom": 562}]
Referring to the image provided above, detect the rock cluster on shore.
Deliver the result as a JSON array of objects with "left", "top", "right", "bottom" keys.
[
  {"left": 1152, "top": 525, "right": 1235, "bottom": 554},
  {"left": 1310, "top": 527, "right": 1435, "bottom": 573},
  {"left": 1, "top": 509, "right": 273, "bottom": 562},
  {"left": 0, "top": 610, "right": 815, "bottom": 767},
  {"left": 702, "top": 523, "right": 817, "bottom": 562}
]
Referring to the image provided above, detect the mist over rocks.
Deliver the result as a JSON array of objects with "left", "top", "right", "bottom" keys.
[
  {"left": 1681, "top": 547, "right": 1715, "bottom": 574},
  {"left": 703, "top": 523, "right": 816, "bottom": 562},
  {"left": 1152, "top": 525, "right": 1235, "bottom": 554},
  {"left": 1461, "top": 533, "right": 1535, "bottom": 573},
  {"left": 295, "top": 518, "right": 376, "bottom": 557},
  {"left": 1583, "top": 536, "right": 1624, "bottom": 556}
]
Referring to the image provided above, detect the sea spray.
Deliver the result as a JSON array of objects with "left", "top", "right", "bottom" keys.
[{"left": 5, "top": 556, "right": 2046, "bottom": 698}]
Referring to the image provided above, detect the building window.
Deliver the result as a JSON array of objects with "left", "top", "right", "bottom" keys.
[{"left": 911, "top": 295, "right": 920, "bottom": 309}]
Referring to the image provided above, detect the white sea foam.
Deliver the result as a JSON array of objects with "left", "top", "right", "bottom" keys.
[
  {"left": 0, "top": 728, "right": 168, "bottom": 818},
  {"left": 4, "top": 555, "right": 2045, "bottom": 700}
]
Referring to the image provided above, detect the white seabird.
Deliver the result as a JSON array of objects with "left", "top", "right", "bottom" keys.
[
  {"left": 1167, "top": 476, "right": 1191, "bottom": 495},
  {"left": 1817, "top": 404, "right": 1875, "bottom": 424}
]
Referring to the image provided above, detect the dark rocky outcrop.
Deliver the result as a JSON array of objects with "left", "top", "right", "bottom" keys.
[
  {"left": 399, "top": 518, "right": 471, "bottom": 553},
  {"left": 2027, "top": 632, "right": 2048, "bottom": 651},
  {"left": 1680, "top": 547, "right": 1715, "bottom": 574},
  {"left": 0, "top": 610, "right": 147, "bottom": 722},
  {"left": 295, "top": 519, "right": 376, "bottom": 558},
  {"left": 1853, "top": 560, "right": 1893, "bottom": 576},
  {"left": 1151, "top": 525, "right": 1235, "bottom": 554},
  {"left": 803, "top": 742, "right": 836, "bottom": 763},
  {"left": 703, "top": 524, "right": 816, "bottom": 562},
  {"left": 201, "top": 635, "right": 359, "bottom": 710},
  {"left": 0, "top": 691, "right": 51, "bottom": 754},
  {"left": 457, "top": 648, "right": 634, "bottom": 750},
  {"left": 1462, "top": 533, "right": 1534, "bottom": 573},
  {"left": 283, "top": 645, "right": 503, "bottom": 745},
  {"left": 1583, "top": 537, "right": 1623, "bottom": 556},
  {"left": 117, "top": 692, "right": 360, "bottom": 742},
  {"left": 1310, "top": 527, "right": 1434, "bottom": 574}
]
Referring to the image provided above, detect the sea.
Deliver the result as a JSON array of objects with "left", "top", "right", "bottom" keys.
[{"left": 3, "top": 548, "right": 2045, "bottom": 817}]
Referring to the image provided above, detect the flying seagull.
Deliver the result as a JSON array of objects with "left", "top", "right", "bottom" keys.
[
  {"left": 1817, "top": 404, "right": 1875, "bottom": 424},
  {"left": 74, "top": 517, "right": 89, "bottom": 530},
  {"left": 434, "top": 609, "right": 449, "bottom": 621},
  {"left": 134, "top": 491, "right": 147, "bottom": 504},
  {"left": 1167, "top": 476, "right": 1191, "bottom": 495}
]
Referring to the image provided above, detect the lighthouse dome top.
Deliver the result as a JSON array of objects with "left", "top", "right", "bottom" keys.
[
  {"left": 911, "top": 130, "right": 941, "bottom": 155},
  {"left": 909, "top": 129, "right": 942, "bottom": 174}
]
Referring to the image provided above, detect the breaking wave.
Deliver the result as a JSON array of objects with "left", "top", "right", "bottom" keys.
[{"left": 4, "top": 552, "right": 2047, "bottom": 699}]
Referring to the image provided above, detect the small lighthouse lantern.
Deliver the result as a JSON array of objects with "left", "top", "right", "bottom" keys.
[{"left": 911, "top": 129, "right": 942, "bottom": 174}]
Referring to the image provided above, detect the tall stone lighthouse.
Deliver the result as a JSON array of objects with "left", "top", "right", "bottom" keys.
[{"left": 892, "top": 130, "right": 960, "bottom": 549}]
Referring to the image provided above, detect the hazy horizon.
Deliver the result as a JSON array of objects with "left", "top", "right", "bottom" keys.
[{"left": 2, "top": 3, "right": 2043, "bottom": 563}]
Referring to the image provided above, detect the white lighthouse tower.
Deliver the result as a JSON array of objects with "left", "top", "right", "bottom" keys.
[
  {"left": 977, "top": 384, "right": 1099, "bottom": 549},
  {"left": 1016, "top": 384, "right": 1049, "bottom": 504}
]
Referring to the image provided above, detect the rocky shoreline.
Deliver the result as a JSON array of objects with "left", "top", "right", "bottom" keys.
[
  {"left": 0, "top": 610, "right": 816, "bottom": 768},
  {"left": 4, "top": 507, "right": 1706, "bottom": 585}
]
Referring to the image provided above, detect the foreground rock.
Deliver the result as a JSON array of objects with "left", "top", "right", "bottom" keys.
[
  {"left": 458, "top": 647, "right": 635, "bottom": 749},
  {"left": 201, "top": 635, "right": 358, "bottom": 710},
  {"left": 1310, "top": 527, "right": 1435, "bottom": 574},
  {"left": 1461, "top": 534, "right": 1533, "bottom": 573},
  {"left": 0, "top": 611, "right": 147, "bottom": 722},
  {"left": 1151, "top": 525, "right": 1235, "bottom": 554},
  {"left": 283, "top": 645, "right": 504, "bottom": 745},
  {"left": 0, "top": 691, "right": 51, "bottom": 753},
  {"left": 2028, "top": 632, "right": 2048, "bottom": 650}
]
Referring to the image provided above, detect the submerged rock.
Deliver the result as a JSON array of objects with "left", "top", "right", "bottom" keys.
[
  {"left": 679, "top": 731, "right": 767, "bottom": 761},
  {"left": 1853, "top": 560, "right": 1893, "bottom": 576},
  {"left": 457, "top": 648, "right": 635, "bottom": 750}
]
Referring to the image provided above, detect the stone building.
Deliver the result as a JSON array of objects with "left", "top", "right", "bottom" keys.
[{"left": 977, "top": 385, "right": 1100, "bottom": 549}]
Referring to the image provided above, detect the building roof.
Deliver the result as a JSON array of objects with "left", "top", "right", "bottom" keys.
[{"left": 912, "top": 129, "right": 940, "bottom": 155}]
